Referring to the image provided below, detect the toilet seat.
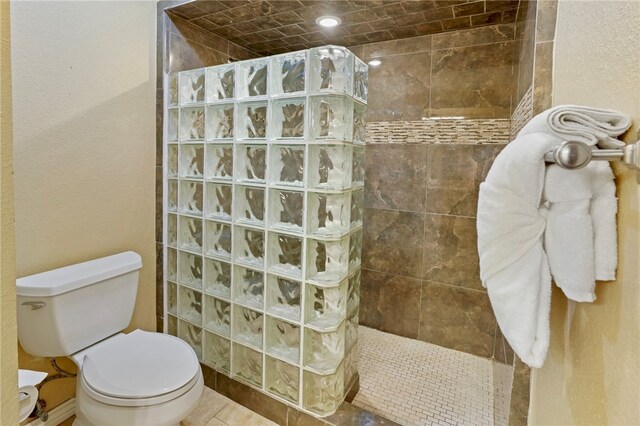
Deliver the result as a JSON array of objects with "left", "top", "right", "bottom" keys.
[{"left": 80, "top": 330, "right": 200, "bottom": 407}]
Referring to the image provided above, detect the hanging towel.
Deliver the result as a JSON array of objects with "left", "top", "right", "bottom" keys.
[
  {"left": 543, "top": 161, "right": 618, "bottom": 302},
  {"left": 518, "top": 104, "right": 632, "bottom": 148},
  {"left": 477, "top": 132, "right": 559, "bottom": 368},
  {"left": 479, "top": 105, "right": 629, "bottom": 367}
]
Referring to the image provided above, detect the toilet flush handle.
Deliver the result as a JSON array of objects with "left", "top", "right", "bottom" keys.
[{"left": 22, "top": 301, "right": 47, "bottom": 310}]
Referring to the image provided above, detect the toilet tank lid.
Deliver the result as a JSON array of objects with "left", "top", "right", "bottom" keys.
[{"left": 17, "top": 251, "right": 142, "bottom": 297}]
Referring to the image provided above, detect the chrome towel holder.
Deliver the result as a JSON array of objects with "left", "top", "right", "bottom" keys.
[{"left": 544, "top": 139, "right": 640, "bottom": 170}]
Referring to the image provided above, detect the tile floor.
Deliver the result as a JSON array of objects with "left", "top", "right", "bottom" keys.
[
  {"left": 352, "top": 326, "right": 512, "bottom": 426},
  {"left": 181, "top": 387, "right": 277, "bottom": 426}
]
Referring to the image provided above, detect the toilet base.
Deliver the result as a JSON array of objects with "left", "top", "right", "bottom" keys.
[{"left": 74, "top": 369, "right": 203, "bottom": 426}]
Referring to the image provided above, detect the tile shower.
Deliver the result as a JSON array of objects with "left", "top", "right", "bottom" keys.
[{"left": 163, "top": 46, "right": 367, "bottom": 417}]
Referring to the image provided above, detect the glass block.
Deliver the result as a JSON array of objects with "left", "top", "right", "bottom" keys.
[
  {"left": 306, "top": 237, "right": 349, "bottom": 285},
  {"left": 168, "top": 179, "right": 178, "bottom": 213},
  {"left": 178, "top": 251, "right": 202, "bottom": 289},
  {"left": 268, "top": 189, "right": 304, "bottom": 233},
  {"left": 205, "top": 183, "right": 232, "bottom": 221},
  {"left": 271, "top": 51, "right": 306, "bottom": 95},
  {"left": 204, "top": 294, "right": 231, "bottom": 336},
  {"left": 204, "top": 331, "right": 231, "bottom": 374},
  {"left": 346, "top": 308, "right": 358, "bottom": 351},
  {"left": 179, "top": 68, "right": 205, "bottom": 105},
  {"left": 309, "top": 46, "right": 354, "bottom": 95},
  {"left": 236, "top": 58, "right": 269, "bottom": 98},
  {"left": 236, "top": 101, "right": 268, "bottom": 140},
  {"left": 179, "top": 144, "right": 204, "bottom": 178},
  {"left": 268, "top": 145, "right": 305, "bottom": 188},
  {"left": 309, "top": 95, "right": 353, "bottom": 142},
  {"left": 347, "top": 269, "right": 360, "bottom": 315},
  {"left": 205, "top": 104, "right": 234, "bottom": 140},
  {"left": 307, "top": 192, "right": 350, "bottom": 238},
  {"left": 304, "top": 280, "right": 347, "bottom": 329},
  {"left": 350, "top": 189, "right": 364, "bottom": 229},
  {"left": 179, "top": 107, "right": 205, "bottom": 141},
  {"left": 307, "top": 145, "right": 352, "bottom": 191},
  {"left": 343, "top": 344, "right": 357, "bottom": 387},
  {"left": 266, "top": 275, "right": 301, "bottom": 322},
  {"left": 167, "top": 247, "right": 177, "bottom": 282},
  {"left": 178, "top": 285, "right": 202, "bottom": 324},
  {"left": 204, "top": 258, "right": 231, "bottom": 300},
  {"left": 354, "top": 57, "right": 368, "bottom": 103},
  {"left": 204, "top": 221, "right": 231, "bottom": 259},
  {"left": 178, "top": 319, "right": 202, "bottom": 360},
  {"left": 167, "top": 214, "right": 177, "bottom": 247},
  {"left": 168, "top": 109, "right": 179, "bottom": 142},
  {"left": 168, "top": 314, "right": 178, "bottom": 336},
  {"left": 266, "top": 356, "right": 299, "bottom": 403},
  {"left": 235, "top": 145, "right": 266, "bottom": 184},
  {"left": 168, "top": 73, "right": 178, "bottom": 106},
  {"left": 233, "top": 306, "right": 263, "bottom": 349},
  {"left": 179, "top": 181, "right": 203, "bottom": 216},
  {"left": 233, "top": 343, "right": 263, "bottom": 387},
  {"left": 234, "top": 227, "right": 265, "bottom": 268},
  {"left": 353, "top": 102, "right": 366, "bottom": 145},
  {"left": 234, "top": 186, "right": 265, "bottom": 227},
  {"left": 352, "top": 146, "right": 365, "bottom": 187},
  {"left": 233, "top": 265, "right": 264, "bottom": 310},
  {"left": 303, "top": 366, "right": 344, "bottom": 416},
  {"left": 167, "top": 281, "right": 178, "bottom": 315},
  {"left": 270, "top": 97, "right": 305, "bottom": 140},
  {"left": 303, "top": 324, "right": 345, "bottom": 372},
  {"left": 349, "top": 230, "right": 362, "bottom": 272},
  {"left": 206, "top": 64, "right": 235, "bottom": 102},
  {"left": 178, "top": 216, "right": 203, "bottom": 253},
  {"left": 205, "top": 144, "right": 233, "bottom": 181},
  {"left": 168, "top": 145, "right": 178, "bottom": 177},
  {"left": 267, "top": 233, "right": 303, "bottom": 279},
  {"left": 265, "top": 316, "right": 300, "bottom": 363}
]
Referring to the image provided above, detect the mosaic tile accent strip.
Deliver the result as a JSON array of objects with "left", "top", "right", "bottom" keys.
[
  {"left": 510, "top": 84, "right": 533, "bottom": 139},
  {"left": 366, "top": 119, "right": 511, "bottom": 145},
  {"left": 164, "top": 46, "right": 366, "bottom": 418},
  {"left": 353, "top": 326, "right": 512, "bottom": 426},
  {"left": 168, "top": 0, "right": 521, "bottom": 56}
]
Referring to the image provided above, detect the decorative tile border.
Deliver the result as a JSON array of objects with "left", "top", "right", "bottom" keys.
[
  {"left": 510, "top": 84, "right": 533, "bottom": 139},
  {"left": 366, "top": 118, "right": 511, "bottom": 145}
]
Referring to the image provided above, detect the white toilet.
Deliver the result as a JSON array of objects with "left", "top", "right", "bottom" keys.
[{"left": 16, "top": 251, "right": 203, "bottom": 426}]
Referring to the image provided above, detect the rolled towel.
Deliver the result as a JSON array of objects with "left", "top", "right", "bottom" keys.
[
  {"left": 518, "top": 104, "right": 632, "bottom": 148},
  {"left": 477, "top": 132, "right": 559, "bottom": 367}
]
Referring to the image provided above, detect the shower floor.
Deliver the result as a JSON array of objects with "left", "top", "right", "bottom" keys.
[{"left": 353, "top": 326, "right": 512, "bottom": 426}]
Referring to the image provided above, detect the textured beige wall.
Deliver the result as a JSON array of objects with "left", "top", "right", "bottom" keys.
[
  {"left": 0, "top": 0, "right": 18, "bottom": 424},
  {"left": 11, "top": 1, "right": 157, "bottom": 411},
  {"left": 529, "top": 1, "right": 640, "bottom": 424}
]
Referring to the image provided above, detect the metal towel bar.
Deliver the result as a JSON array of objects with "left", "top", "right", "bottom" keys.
[{"left": 544, "top": 139, "right": 640, "bottom": 170}]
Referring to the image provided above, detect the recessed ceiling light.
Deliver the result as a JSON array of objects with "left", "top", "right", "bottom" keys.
[
  {"left": 316, "top": 15, "right": 342, "bottom": 27},
  {"left": 368, "top": 59, "right": 381, "bottom": 67}
]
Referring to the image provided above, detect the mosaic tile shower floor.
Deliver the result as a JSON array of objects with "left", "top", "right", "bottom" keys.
[{"left": 353, "top": 326, "right": 512, "bottom": 426}]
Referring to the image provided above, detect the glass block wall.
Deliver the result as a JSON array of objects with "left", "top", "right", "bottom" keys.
[{"left": 163, "top": 46, "right": 367, "bottom": 417}]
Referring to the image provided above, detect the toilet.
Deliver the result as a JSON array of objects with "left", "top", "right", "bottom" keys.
[{"left": 16, "top": 251, "right": 203, "bottom": 426}]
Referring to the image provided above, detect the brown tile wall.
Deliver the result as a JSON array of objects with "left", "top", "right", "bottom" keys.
[
  {"left": 347, "top": 25, "right": 515, "bottom": 360},
  {"left": 511, "top": 0, "right": 558, "bottom": 138}
]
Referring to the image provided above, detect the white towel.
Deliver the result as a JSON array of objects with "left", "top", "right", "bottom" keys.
[
  {"left": 479, "top": 105, "right": 627, "bottom": 367},
  {"left": 477, "top": 132, "right": 558, "bottom": 368},
  {"left": 518, "top": 104, "right": 632, "bottom": 148},
  {"left": 543, "top": 161, "right": 618, "bottom": 302}
]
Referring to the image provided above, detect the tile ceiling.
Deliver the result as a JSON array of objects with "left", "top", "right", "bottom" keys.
[{"left": 168, "top": 0, "right": 521, "bottom": 56}]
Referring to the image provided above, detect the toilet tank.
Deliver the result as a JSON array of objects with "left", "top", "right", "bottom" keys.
[{"left": 16, "top": 251, "right": 142, "bottom": 357}]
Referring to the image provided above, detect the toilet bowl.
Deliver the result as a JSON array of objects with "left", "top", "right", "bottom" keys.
[
  {"left": 16, "top": 252, "right": 204, "bottom": 426},
  {"left": 72, "top": 330, "right": 203, "bottom": 426}
]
